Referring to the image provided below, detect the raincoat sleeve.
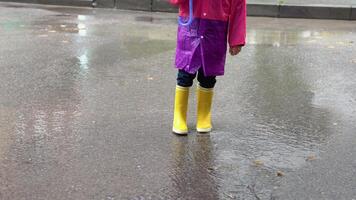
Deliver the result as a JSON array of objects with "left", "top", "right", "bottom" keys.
[
  {"left": 169, "top": 0, "right": 187, "bottom": 6},
  {"left": 228, "top": 0, "right": 247, "bottom": 47}
]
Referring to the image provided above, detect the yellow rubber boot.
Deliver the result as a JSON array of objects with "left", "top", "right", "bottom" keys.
[
  {"left": 196, "top": 85, "right": 213, "bottom": 133},
  {"left": 172, "top": 85, "right": 190, "bottom": 135}
]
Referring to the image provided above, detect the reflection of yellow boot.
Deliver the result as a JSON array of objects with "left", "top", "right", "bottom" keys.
[
  {"left": 172, "top": 85, "right": 189, "bottom": 135},
  {"left": 196, "top": 85, "right": 213, "bottom": 133}
]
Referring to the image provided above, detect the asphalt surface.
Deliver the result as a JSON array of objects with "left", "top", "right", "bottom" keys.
[{"left": 0, "top": 2, "right": 356, "bottom": 200}]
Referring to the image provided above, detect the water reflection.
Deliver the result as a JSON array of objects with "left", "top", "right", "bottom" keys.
[
  {"left": 0, "top": 19, "right": 24, "bottom": 31},
  {"left": 15, "top": 112, "right": 26, "bottom": 143},
  {"left": 170, "top": 135, "right": 219, "bottom": 199},
  {"left": 33, "top": 109, "right": 48, "bottom": 146},
  {"left": 77, "top": 15, "right": 86, "bottom": 21},
  {"left": 78, "top": 27, "right": 87, "bottom": 36},
  {"left": 78, "top": 50, "right": 89, "bottom": 72},
  {"left": 247, "top": 28, "right": 348, "bottom": 46},
  {"left": 77, "top": 15, "right": 87, "bottom": 37},
  {"left": 0, "top": 107, "right": 15, "bottom": 163},
  {"left": 28, "top": 13, "right": 89, "bottom": 37}
]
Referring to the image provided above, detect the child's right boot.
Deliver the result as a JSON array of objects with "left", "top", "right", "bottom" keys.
[{"left": 172, "top": 85, "right": 190, "bottom": 135}]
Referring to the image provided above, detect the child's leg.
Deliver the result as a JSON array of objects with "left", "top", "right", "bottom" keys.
[
  {"left": 177, "top": 69, "right": 197, "bottom": 87},
  {"left": 172, "top": 70, "right": 197, "bottom": 135},
  {"left": 197, "top": 68, "right": 216, "bottom": 89},
  {"left": 196, "top": 69, "right": 216, "bottom": 133}
]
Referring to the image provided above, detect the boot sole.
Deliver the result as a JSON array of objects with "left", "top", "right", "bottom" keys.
[
  {"left": 197, "top": 127, "right": 212, "bottom": 133},
  {"left": 172, "top": 128, "right": 188, "bottom": 136}
]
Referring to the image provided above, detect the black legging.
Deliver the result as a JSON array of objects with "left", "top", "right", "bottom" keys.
[{"left": 177, "top": 68, "right": 216, "bottom": 89}]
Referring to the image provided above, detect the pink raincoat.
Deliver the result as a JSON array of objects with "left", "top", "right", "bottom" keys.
[{"left": 170, "top": 0, "right": 246, "bottom": 76}]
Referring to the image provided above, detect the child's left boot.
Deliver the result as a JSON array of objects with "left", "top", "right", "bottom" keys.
[{"left": 196, "top": 85, "right": 214, "bottom": 133}]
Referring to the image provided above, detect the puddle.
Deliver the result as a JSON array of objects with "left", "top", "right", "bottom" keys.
[
  {"left": 0, "top": 4, "right": 25, "bottom": 8},
  {"left": 135, "top": 16, "right": 155, "bottom": 23},
  {"left": 27, "top": 14, "right": 89, "bottom": 35},
  {"left": 247, "top": 29, "right": 352, "bottom": 46},
  {"left": 135, "top": 15, "right": 177, "bottom": 24}
]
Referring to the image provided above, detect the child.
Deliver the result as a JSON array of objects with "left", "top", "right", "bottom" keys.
[{"left": 170, "top": 0, "right": 246, "bottom": 135}]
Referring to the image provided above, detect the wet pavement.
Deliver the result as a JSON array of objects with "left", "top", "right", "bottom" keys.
[{"left": 1, "top": 2, "right": 356, "bottom": 200}]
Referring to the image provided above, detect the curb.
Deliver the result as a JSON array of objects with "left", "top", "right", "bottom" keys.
[
  {"left": 0, "top": 0, "right": 93, "bottom": 7},
  {"left": 248, "top": 3, "right": 356, "bottom": 20}
]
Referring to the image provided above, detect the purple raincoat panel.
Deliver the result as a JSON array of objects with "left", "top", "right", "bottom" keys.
[{"left": 175, "top": 18, "right": 228, "bottom": 76}]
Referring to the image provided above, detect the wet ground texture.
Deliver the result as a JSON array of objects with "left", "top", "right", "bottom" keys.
[{"left": 0, "top": 2, "right": 356, "bottom": 200}]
